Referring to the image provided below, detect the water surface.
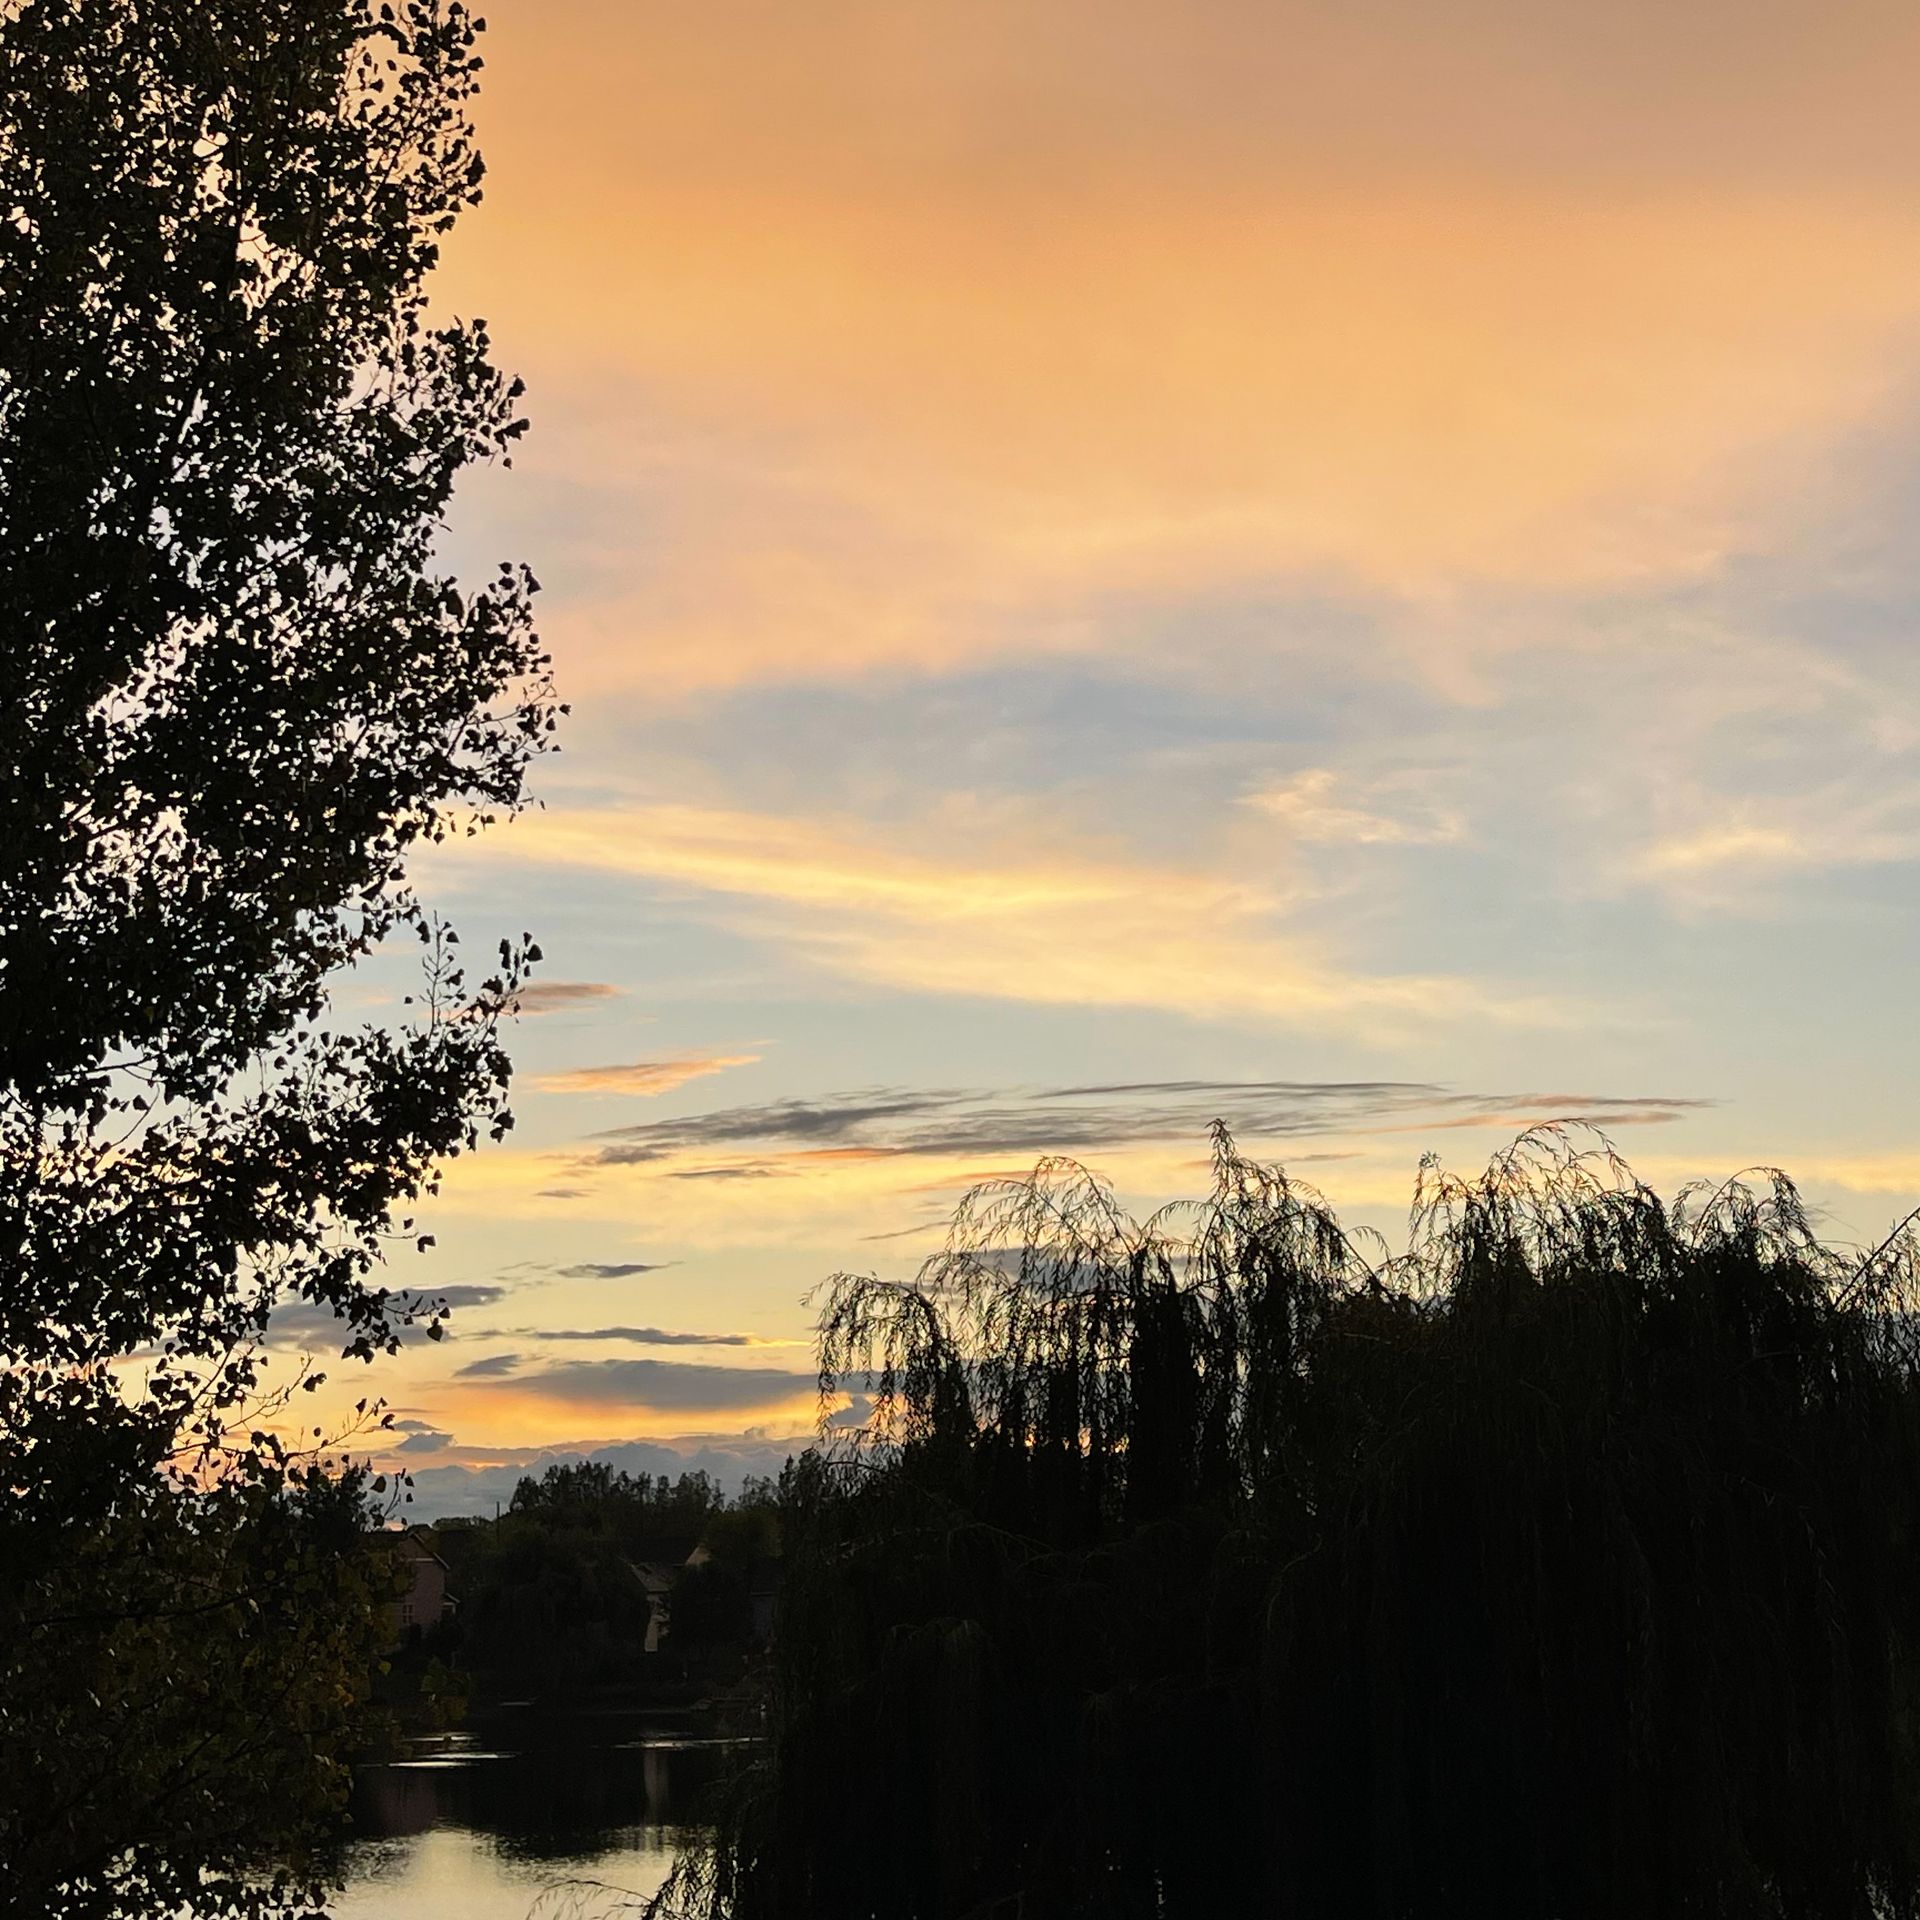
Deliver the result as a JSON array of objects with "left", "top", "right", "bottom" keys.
[{"left": 332, "top": 1708, "right": 734, "bottom": 1919}]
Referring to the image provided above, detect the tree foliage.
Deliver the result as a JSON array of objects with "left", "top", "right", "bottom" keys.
[
  {"left": 664, "top": 1127, "right": 1920, "bottom": 1920},
  {"left": 3, "top": 1466, "right": 395, "bottom": 1919},
  {"left": 435, "top": 1468, "right": 777, "bottom": 1687},
  {"left": 0, "top": 1, "right": 555, "bottom": 1911},
  {"left": 508, "top": 1462, "right": 730, "bottom": 1536}
]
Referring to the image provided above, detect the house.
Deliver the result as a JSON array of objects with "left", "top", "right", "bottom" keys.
[
  {"left": 376, "top": 1526, "right": 454, "bottom": 1641},
  {"left": 624, "top": 1538, "right": 711, "bottom": 1653},
  {"left": 628, "top": 1558, "right": 675, "bottom": 1654}
]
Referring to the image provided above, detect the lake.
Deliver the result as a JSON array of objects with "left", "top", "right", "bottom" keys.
[{"left": 331, "top": 1706, "right": 740, "bottom": 1920}]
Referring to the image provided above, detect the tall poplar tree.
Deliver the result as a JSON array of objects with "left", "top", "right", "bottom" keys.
[{"left": 0, "top": 3, "right": 557, "bottom": 1912}]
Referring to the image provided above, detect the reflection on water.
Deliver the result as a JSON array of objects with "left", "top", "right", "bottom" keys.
[{"left": 332, "top": 1709, "right": 736, "bottom": 1920}]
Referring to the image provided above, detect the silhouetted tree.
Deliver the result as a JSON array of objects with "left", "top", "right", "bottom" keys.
[
  {"left": 657, "top": 1128, "right": 1920, "bottom": 1920},
  {"left": 0, "top": 2, "right": 554, "bottom": 1913},
  {"left": 445, "top": 1470, "right": 775, "bottom": 1684}
]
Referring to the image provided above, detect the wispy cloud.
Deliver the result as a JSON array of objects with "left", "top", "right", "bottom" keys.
[
  {"left": 515, "top": 981, "right": 627, "bottom": 1015},
  {"left": 534, "top": 1051, "right": 761, "bottom": 1097},
  {"left": 420, "top": 1284, "right": 510, "bottom": 1312},
  {"left": 264, "top": 1282, "right": 505, "bottom": 1349},
  {"left": 1641, "top": 825, "right": 1811, "bottom": 876},
  {"left": 554, "top": 1261, "right": 674, "bottom": 1280},
  {"left": 263, "top": 1300, "right": 365, "bottom": 1348},
  {"left": 454, "top": 1353, "right": 524, "bottom": 1379},
  {"left": 580, "top": 1079, "right": 1707, "bottom": 1170},
  {"left": 1633, "top": 771, "right": 1920, "bottom": 907},
  {"left": 525, "top": 1326, "right": 803, "bottom": 1348},
  {"left": 1243, "top": 769, "right": 1465, "bottom": 847},
  {"left": 459, "top": 802, "right": 1550, "bottom": 1032}
]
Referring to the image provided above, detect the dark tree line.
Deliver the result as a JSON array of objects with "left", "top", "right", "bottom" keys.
[
  {"left": 0, "top": 3, "right": 552, "bottom": 1914},
  {"left": 429, "top": 1466, "right": 782, "bottom": 1688},
  {"left": 654, "top": 1128, "right": 1920, "bottom": 1920},
  {"left": 508, "top": 1461, "right": 738, "bottom": 1535}
]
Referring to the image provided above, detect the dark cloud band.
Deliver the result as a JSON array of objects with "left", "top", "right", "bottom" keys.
[
  {"left": 577, "top": 1079, "right": 1709, "bottom": 1169},
  {"left": 476, "top": 1356, "right": 818, "bottom": 1412},
  {"left": 532, "top": 1325, "right": 772, "bottom": 1347}
]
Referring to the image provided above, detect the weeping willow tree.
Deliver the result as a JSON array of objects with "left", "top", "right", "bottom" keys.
[{"left": 649, "top": 1126, "right": 1920, "bottom": 1920}]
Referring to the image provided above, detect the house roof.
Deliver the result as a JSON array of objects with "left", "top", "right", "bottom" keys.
[
  {"left": 367, "top": 1525, "right": 451, "bottom": 1573},
  {"left": 626, "top": 1557, "right": 679, "bottom": 1595}
]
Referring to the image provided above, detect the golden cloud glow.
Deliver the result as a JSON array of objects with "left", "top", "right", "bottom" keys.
[
  {"left": 534, "top": 1052, "right": 761, "bottom": 1097},
  {"left": 1631, "top": 769, "right": 1920, "bottom": 907},
  {"left": 402, "top": 1381, "right": 825, "bottom": 1450},
  {"left": 445, "top": 801, "right": 1553, "bottom": 1031},
  {"left": 1244, "top": 770, "right": 1465, "bottom": 847},
  {"left": 1641, "top": 826, "right": 1811, "bottom": 876}
]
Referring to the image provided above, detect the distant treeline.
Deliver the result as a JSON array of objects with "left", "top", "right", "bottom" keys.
[
  {"left": 652, "top": 1126, "right": 1920, "bottom": 1920},
  {"left": 428, "top": 1466, "right": 780, "bottom": 1688}
]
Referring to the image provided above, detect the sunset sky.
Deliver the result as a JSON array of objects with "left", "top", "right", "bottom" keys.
[{"left": 315, "top": 0, "right": 1920, "bottom": 1511}]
